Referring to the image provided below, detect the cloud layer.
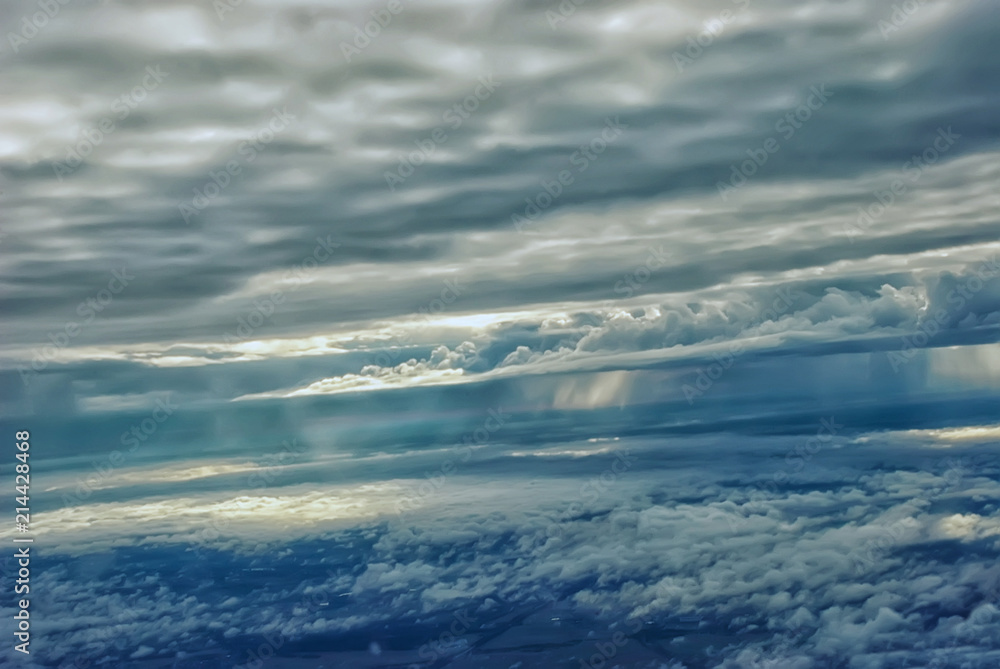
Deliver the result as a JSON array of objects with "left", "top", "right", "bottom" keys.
[{"left": 1, "top": 0, "right": 999, "bottom": 666}]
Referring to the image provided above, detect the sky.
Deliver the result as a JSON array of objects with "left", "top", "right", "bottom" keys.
[{"left": 1, "top": 0, "right": 1000, "bottom": 667}]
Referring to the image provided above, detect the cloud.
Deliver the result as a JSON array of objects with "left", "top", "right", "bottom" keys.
[
  {"left": 2, "top": 0, "right": 999, "bottom": 665},
  {"left": 8, "top": 425, "right": 1000, "bottom": 666}
]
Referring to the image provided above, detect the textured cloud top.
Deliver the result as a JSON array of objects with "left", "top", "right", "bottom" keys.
[{"left": 1, "top": 0, "right": 999, "bottom": 666}]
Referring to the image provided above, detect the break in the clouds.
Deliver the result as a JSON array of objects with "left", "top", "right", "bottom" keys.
[{"left": 1, "top": 0, "right": 999, "bottom": 666}]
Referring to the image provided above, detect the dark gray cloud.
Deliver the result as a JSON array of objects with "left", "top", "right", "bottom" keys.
[{"left": 2, "top": 0, "right": 999, "bottom": 665}]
